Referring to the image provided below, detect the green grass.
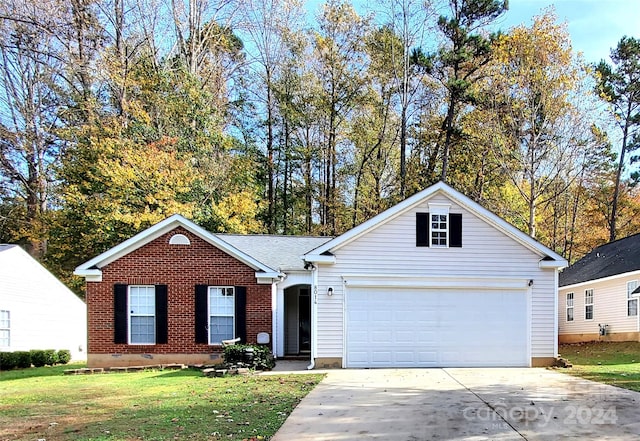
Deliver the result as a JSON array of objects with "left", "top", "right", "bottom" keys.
[
  {"left": 0, "top": 364, "right": 323, "bottom": 441},
  {"left": 559, "top": 341, "right": 640, "bottom": 392}
]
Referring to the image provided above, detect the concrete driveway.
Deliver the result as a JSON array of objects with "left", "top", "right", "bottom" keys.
[{"left": 271, "top": 368, "right": 640, "bottom": 440}]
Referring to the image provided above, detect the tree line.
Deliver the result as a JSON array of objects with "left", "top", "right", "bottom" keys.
[{"left": 0, "top": 0, "right": 638, "bottom": 294}]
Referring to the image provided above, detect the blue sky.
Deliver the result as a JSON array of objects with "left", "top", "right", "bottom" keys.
[
  {"left": 497, "top": 0, "right": 640, "bottom": 63},
  {"left": 305, "top": 0, "right": 639, "bottom": 63}
]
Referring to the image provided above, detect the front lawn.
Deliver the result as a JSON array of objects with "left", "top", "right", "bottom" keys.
[
  {"left": 0, "top": 364, "right": 323, "bottom": 440},
  {"left": 559, "top": 341, "right": 640, "bottom": 392}
]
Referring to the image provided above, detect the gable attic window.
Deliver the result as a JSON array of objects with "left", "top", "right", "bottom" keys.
[
  {"left": 566, "top": 293, "right": 574, "bottom": 322},
  {"left": 0, "top": 310, "right": 9, "bottom": 347},
  {"left": 627, "top": 281, "right": 638, "bottom": 316},
  {"left": 416, "top": 203, "right": 462, "bottom": 248},
  {"left": 585, "top": 289, "right": 594, "bottom": 320},
  {"left": 169, "top": 233, "right": 190, "bottom": 245}
]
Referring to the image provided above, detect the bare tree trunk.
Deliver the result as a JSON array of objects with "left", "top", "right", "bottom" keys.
[{"left": 610, "top": 118, "right": 630, "bottom": 242}]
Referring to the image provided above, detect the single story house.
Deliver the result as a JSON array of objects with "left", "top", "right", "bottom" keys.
[
  {"left": 558, "top": 233, "right": 640, "bottom": 343},
  {"left": 0, "top": 244, "right": 87, "bottom": 360},
  {"left": 74, "top": 182, "right": 567, "bottom": 368}
]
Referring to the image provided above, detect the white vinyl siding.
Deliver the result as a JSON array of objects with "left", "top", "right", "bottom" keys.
[
  {"left": 0, "top": 310, "right": 9, "bottom": 347},
  {"left": 566, "top": 293, "right": 574, "bottom": 322},
  {"left": 627, "top": 281, "right": 638, "bottom": 316},
  {"left": 315, "top": 193, "right": 558, "bottom": 362},
  {"left": 0, "top": 246, "right": 87, "bottom": 360},
  {"left": 585, "top": 289, "right": 594, "bottom": 320},
  {"left": 559, "top": 274, "right": 640, "bottom": 335},
  {"left": 209, "top": 287, "right": 235, "bottom": 344},
  {"left": 129, "top": 286, "right": 155, "bottom": 344}
]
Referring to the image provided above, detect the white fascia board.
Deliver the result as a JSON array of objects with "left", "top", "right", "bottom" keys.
[
  {"left": 539, "top": 259, "right": 568, "bottom": 269},
  {"left": 74, "top": 214, "right": 277, "bottom": 277},
  {"left": 73, "top": 268, "right": 102, "bottom": 282},
  {"left": 255, "top": 271, "right": 285, "bottom": 285},
  {"left": 559, "top": 269, "right": 640, "bottom": 291},
  {"left": 302, "top": 254, "right": 336, "bottom": 264},
  {"left": 341, "top": 274, "right": 530, "bottom": 290}
]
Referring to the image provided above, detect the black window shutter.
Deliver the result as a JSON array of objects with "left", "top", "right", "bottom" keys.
[
  {"left": 450, "top": 213, "right": 462, "bottom": 247},
  {"left": 195, "top": 285, "right": 209, "bottom": 344},
  {"left": 155, "top": 285, "right": 168, "bottom": 344},
  {"left": 114, "top": 284, "right": 128, "bottom": 344},
  {"left": 234, "top": 286, "right": 247, "bottom": 343},
  {"left": 416, "top": 212, "right": 430, "bottom": 247}
]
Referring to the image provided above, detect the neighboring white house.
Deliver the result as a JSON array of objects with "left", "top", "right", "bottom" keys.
[
  {"left": 0, "top": 245, "right": 87, "bottom": 360},
  {"left": 558, "top": 234, "right": 640, "bottom": 343}
]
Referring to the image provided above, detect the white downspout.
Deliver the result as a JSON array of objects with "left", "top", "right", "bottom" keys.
[
  {"left": 271, "top": 280, "right": 278, "bottom": 359},
  {"left": 307, "top": 265, "right": 318, "bottom": 370},
  {"left": 553, "top": 270, "right": 559, "bottom": 359}
]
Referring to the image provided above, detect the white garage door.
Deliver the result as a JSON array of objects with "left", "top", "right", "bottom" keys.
[{"left": 346, "top": 288, "right": 529, "bottom": 367}]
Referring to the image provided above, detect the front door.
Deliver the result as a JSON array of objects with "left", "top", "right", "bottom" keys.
[{"left": 299, "top": 288, "right": 311, "bottom": 353}]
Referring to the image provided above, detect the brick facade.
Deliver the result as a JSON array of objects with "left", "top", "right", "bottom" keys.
[{"left": 86, "top": 227, "right": 272, "bottom": 367}]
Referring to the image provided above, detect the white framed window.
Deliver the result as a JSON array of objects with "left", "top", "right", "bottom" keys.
[
  {"left": 209, "top": 287, "right": 235, "bottom": 344},
  {"left": 129, "top": 286, "right": 156, "bottom": 344},
  {"left": 627, "top": 281, "right": 638, "bottom": 317},
  {"left": 431, "top": 213, "right": 448, "bottom": 247},
  {"left": 585, "top": 289, "right": 594, "bottom": 320},
  {"left": 566, "top": 293, "right": 574, "bottom": 322},
  {"left": 0, "top": 310, "right": 9, "bottom": 347},
  {"left": 428, "top": 203, "right": 450, "bottom": 248}
]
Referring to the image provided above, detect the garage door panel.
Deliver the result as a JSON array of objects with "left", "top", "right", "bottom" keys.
[{"left": 346, "top": 288, "right": 528, "bottom": 368}]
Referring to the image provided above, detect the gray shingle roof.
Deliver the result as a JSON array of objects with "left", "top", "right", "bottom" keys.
[
  {"left": 217, "top": 234, "right": 332, "bottom": 272},
  {"left": 559, "top": 233, "right": 640, "bottom": 287}
]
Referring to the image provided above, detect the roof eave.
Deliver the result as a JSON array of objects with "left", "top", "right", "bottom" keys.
[
  {"left": 302, "top": 254, "right": 337, "bottom": 264},
  {"left": 539, "top": 259, "right": 568, "bottom": 270}
]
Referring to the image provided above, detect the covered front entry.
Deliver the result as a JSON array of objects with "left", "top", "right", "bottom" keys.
[
  {"left": 345, "top": 287, "right": 529, "bottom": 368},
  {"left": 284, "top": 285, "right": 311, "bottom": 356}
]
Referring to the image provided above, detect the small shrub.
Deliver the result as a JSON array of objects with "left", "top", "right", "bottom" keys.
[
  {"left": 0, "top": 352, "right": 18, "bottom": 370},
  {"left": 30, "top": 350, "right": 47, "bottom": 367},
  {"left": 56, "top": 349, "right": 71, "bottom": 364},
  {"left": 43, "top": 349, "right": 57, "bottom": 365},
  {"left": 14, "top": 351, "right": 31, "bottom": 369},
  {"left": 223, "top": 344, "right": 275, "bottom": 371}
]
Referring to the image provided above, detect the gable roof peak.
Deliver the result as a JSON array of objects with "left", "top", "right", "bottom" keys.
[{"left": 304, "top": 181, "right": 566, "bottom": 266}]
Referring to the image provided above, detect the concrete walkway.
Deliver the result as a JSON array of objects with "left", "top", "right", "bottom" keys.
[{"left": 272, "top": 368, "right": 640, "bottom": 440}]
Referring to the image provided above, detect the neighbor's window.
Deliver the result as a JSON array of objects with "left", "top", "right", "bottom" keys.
[
  {"left": 431, "top": 213, "right": 448, "bottom": 247},
  {"left": 129, "top": 286, "right": 156, "bottom": 344},
  {"left": 0, "top": 310, "right": 9, "bottom": 347},
  {"left": 209, "top": 287, "right": 235, "bottom": 344},
  {"left": 585, "top": 289, "right": 594, "bottom": 320},
  {"left": 566, "top": 293, "right": 574, "bottom": 322},
  {"left": 627, "top": 281, "right": 638, "bottom": 317}
]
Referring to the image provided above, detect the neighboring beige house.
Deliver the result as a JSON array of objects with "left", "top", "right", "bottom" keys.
[
  {"left": 0, "top": 245, "right": 87, "bottom": 360},
  {"left": 558, "top": 234, "right": 640, "bottom": 343}
]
